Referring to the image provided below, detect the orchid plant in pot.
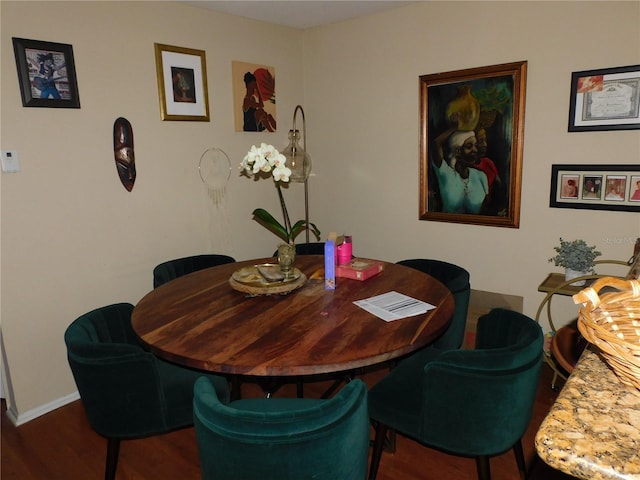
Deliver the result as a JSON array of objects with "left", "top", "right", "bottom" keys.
[
  {"left": 549, "top": 238, "right": 601, "bottom": 286},
  {"left": 240, "top": 143, "right": 320, "bottom": 273}
]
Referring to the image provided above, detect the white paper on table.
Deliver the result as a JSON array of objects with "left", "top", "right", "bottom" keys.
[{"left": 353, "top": 291, "right": 436, "bottom": 322}]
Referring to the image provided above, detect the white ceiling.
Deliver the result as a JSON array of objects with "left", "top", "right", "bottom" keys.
[{"left": 180, "top": 1, "right": 416, "bottom": 29}]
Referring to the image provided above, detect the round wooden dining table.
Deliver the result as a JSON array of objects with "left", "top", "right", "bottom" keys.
[{"left": 132, "top": 256, "right": 454, "bottom": 379}]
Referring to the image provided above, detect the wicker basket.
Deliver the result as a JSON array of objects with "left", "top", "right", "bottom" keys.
[{"left": 573, "top": 277, "right": 640, "bottom": 390}]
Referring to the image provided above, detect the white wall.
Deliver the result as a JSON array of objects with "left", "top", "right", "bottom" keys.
[
  {"left": 1, "top": 0, "right": 306, "bottom": 421},
  {"left": 1, "top": 0, "right": 639, "bottom": 422},
  {"left": 302, "top": 0, "right": 639, "bottom": 325}
]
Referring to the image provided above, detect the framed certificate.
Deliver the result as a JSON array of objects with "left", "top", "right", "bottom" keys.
[{"left": 568, "top": 65, "right": 640, "bottom": 132}]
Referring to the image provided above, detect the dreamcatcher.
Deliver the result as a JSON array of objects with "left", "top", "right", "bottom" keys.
[{"left": 199, "top": 148, "right": 232, "bottom": 251}]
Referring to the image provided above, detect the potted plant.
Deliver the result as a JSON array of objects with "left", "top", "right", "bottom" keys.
[
  {"left": 240, "top": 143, "right": 320, "bottom": 272},
  {"left": 549, "top": 238, "right": 601, "bottom": 286}
]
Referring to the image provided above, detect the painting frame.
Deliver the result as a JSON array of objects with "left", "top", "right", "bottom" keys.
[
  {"left": 232, "top": 60, "right": 277, "bottom": 132},
  {"left": 568, "top": 64, "right": 640, "bottom": 132},
  {"left": 419, "top": 61, "right": 527, "bottom": 228},
  {"left": 154, "top": 43, "right": 210, "bottom": 122},
  {"left": 12, "top": 37, "right": 80, "bottom": 108},
  {"left": 550, "top": 164, "right": 640, "bottom": 212}
]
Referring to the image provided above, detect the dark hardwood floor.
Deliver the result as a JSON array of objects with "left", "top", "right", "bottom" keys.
[{"left": 1, "top": 364, "right": 575, "bottom": 480}]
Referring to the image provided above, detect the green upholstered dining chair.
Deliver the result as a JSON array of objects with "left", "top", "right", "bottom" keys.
[
  {"left": 153, "top": 254, "right": 236, "bottom": 288},
  {"left": 293, "top": 242, "right": 326, "bottom": 255},
  {"left": 368, "top": 308, "right": 543, "bottom": 480},
  {"left": 64, "top": 303, "right": 231, "bottom": 480},
  {"left": 396, "top": 259, "right": 470, "bottom": 350},
  {"left": 272, "top": 242, "right": 326, "bottom": 257},
  {"left": 193, "top": 377, "right": 369, "bottom": 480}
]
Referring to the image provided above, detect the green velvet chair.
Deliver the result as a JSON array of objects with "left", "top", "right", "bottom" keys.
[
  {"left": 193, "top": 377, "right": 369, "bottom": 480},
  {"left": 293, "top": 242, "right": 326, "bottom": 255},
  {"left": 64, "top": 303, "right": 231, "bottom": 480},
  {"left": 396, "top": 259, "right": 470, "bottom": 350},
  {"left": 153, "top": 254, "right": 236, "bottom": 288},
  {"left": 368, "top": 308, "right": 543, "bottom": 480},
  {"left": 272, "top": 242, "right": 326, "bottom": 257}
]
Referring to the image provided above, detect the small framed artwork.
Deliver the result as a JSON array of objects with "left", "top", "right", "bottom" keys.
[
  {"left": 568, "top": 64, "right": 640, "bottom": 132},
  {"left": 419, "top": 61, "right": 527, "bottom": 228},
  {"left": 550, "top": 164, "right": 640, "bottom": 212},
  {"left": 154, "top": 43, "right": 209, "bottom": 121},
  {"left": 12, "top": 37, "right": 80, "bottom": 108},
  {"left": 232, "top": 61, "right": 277, "bottom": 132}
]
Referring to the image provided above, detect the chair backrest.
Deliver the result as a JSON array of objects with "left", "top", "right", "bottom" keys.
[
  {"left": 272, "top": 242, "right": 326, "bottom": 257},
  {"left": 64, "top": 303, "right": 169, "bottom": 438},
  {"left": 396, "top": 259, "right": 470, "bottom": 349},
  {"left": 295, "top": 242, "right": 325, "bottom": 255},
  {"left": 193, "top": 377, "right": 369, "bottom": 480},
  {"left": 153, "top": 254, "right": 235, "bottom": 288},
  {"left": 419, "top": 308, "right": 543, "bottom": 457}
]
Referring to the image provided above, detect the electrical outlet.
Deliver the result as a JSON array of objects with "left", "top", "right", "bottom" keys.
[{"left": 1, "top": 150, "right": 20, "bottom": 173}]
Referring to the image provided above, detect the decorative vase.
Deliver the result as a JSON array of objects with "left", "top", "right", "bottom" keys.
[
  {"left": 445, "top": 85, "right": 480, "bottom": 131},
  {"left": 565, "top": 268, "right": 587, "bottom": 287},
  {"left": 277, "top": 243, "right": 296, "bottom": 277}
]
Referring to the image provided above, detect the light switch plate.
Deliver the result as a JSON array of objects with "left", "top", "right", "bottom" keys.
[{"left": 1, "top": 150, "right": 20, "bottom": 173}]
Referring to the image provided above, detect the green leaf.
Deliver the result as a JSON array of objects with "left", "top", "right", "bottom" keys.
[
  {"left": 252, "top": 208, "right": 288, "bottom": 243},
  {"left": 290, "top": 220, "right": 321, "bottom": 242},
  {"left": 307, "top": 222, "right": 321, "bottom": 239}
]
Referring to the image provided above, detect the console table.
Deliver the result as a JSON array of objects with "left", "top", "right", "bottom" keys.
[
  {"left": 536, "top": 256, "right": 636, "bottom": 390},
  {"left": 535, "top": 273, "right": 595, "bottom": 389}
]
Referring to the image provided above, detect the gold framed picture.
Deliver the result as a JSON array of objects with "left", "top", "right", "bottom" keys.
[{"left": 154, "top": 43, "right": 209, "bottom": 121}]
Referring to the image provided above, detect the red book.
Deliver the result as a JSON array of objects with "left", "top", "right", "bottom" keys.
[{"left": 335, "top": 258, "right": 385, "bottom": 281}]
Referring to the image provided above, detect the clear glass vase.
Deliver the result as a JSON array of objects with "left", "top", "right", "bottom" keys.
[
  {"left": 277, "top": 243, "right": 296, "bottom": 278},
  {"left": 281, "top": 129, "right": 311, "bottom": 183}
]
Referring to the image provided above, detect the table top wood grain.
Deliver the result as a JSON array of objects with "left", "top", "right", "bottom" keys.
[{"left": 132, "top": 256, "right": 454, "bottom": 377}]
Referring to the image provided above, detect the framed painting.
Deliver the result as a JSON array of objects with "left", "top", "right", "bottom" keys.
[
  {"left": 419, "top": 61, "right": 527, "bottom": 228},
  {"left": 12, "top": 37, "right": 80, "bottom": 108},
  {"left": 550, "top": 164, "right": 640, "bottom": 212},
  {"left": 568, "top": 64, "right": 640, "bottom": 132},
  {"left": 154, "top": 43, "right": 209, "bottom": 121},
  {"left": 232, "top": 60, "right": 277, "bottom": 132}
]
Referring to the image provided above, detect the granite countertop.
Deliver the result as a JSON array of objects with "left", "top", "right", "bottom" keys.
[{"left": 535, "top": 347, "right": 640, "bottom": 480}]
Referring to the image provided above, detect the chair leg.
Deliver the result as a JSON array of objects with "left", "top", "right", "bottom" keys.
[
  {"left": 105, "top": 437, "right": 120, "bottom": 480},
  {"left": 230, "top": 376, "right": 242, "bottom": 400},
  {"left": 513, "top": 439, "right": 527, "bottom": 480},
  {"left": 321, "top": 371, "right": 354, "bottom": 399},
  {"left": 385, "top": 430, "right": 397, "bottom": 453},
  {"left": 296, "top": 378, "right": 304, "bottom": 398},
  {"left": 320, "top": 378, "right": 345, "bottom": 399},
  {"left": 368, "top": 423, "right": 388, "bottom": 480},
  {"left": 475, "top": 455, "right": 491, "bottom": 480}
]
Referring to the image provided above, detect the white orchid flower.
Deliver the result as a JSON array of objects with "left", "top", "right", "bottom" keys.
[
  {"left": 272, "top": 165, "right": 291, "bottom": 182},
  {"left": 271, "top": 152, "right": 287, "bottom": 169},
  {"left": 240, "top": 143, "right": 320, "bottom": 244},
  {"left": 262, "top": 144, "right": 280, "bottom": 166}
]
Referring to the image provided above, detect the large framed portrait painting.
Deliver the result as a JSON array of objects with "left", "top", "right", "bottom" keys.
[{"left": 419, "top": 61, "right": 527, "bottom": 228}]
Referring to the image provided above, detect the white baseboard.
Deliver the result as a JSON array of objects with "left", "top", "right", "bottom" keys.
[{"left": 6, "top": 391, "right": 80, "bottom": 426}]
